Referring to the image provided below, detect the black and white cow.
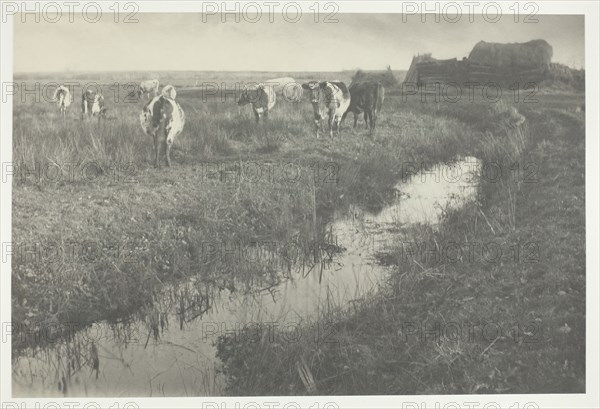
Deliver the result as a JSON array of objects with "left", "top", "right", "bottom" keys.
[
  {"left": 140, "top": 85, "right": 185, "bottom": 167},
  {"left": 81, "top": 88, "right": 107, "bottom": 119},
  {"left": 237, "top": 83, "right": 276, "bottom": 123},
  {"left": 343, "top": 82, "right": 385, "bottom": 132},
  {"left": 52, "top": 85, "right": 72, "bottom": 118},
  {"left": 139, "top": 79, "right": 160, "bottom": 99},
  {"left": 302, "top": 81, "right": 351, "bottom": 138}
]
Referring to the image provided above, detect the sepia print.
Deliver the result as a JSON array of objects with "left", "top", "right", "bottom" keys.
[{"left": 2, "top": 2, "right": 596, "bottom": 407}]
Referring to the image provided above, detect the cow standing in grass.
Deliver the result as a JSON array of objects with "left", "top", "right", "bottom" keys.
[
  {"left": 237, "top": 83, "right": 276, "bottom": 123},
  {"left": 81, "top": 88, "right": 107, "bottom": 119},
  {"left": 138, "top": 79, "right": 160, "bottom": 99},
  {"left": 52, "top": 85, "right": 72, "bottom": 118},
  {"left": 343, "top": 82, "right": 385, "bottom": 133},
  {"left": 140, "top": 85, "right": 185, "bottom": 167},
  {"left": 302, "top": 81, "right": 351, "bottom": 138}
]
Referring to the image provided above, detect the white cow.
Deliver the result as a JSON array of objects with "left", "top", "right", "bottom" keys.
[
  {"left": 264, "top": 77, "right": 302, "bottom": 102},
  {"left": 140, "top": 85, "right": 185, "bottom": 167},
  {"left": 52, "top": 85, "right": 72, "bottom": 118},
  {"left": 139, "top": 79, "right": 160, "bottom": 99}
]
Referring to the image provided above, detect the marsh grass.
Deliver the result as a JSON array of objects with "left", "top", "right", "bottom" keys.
[
  {"left": 13, "top": 81, "right": 471, "bottom": 350},
  {"left": 13, "top": 78, "right": 585, "bottom": 395}
]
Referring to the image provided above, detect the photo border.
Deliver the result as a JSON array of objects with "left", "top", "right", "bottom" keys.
[{"left": 1, "top": 1, "right": 598, "bottom": 407}]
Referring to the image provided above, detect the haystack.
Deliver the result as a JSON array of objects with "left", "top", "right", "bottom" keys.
[
  {"left": 404, "top": 54, "right": 435, "bottom": 84},
  {"left": 352, "top": 66, "right": 398, "bottom": 87},
  {"left": 468, "top": 39, "right": 553, "bottom": 70}
]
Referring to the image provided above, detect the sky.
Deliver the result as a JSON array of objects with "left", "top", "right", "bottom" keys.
[{"left": 14, "top": 13, "right": 585, "bottom": 73}]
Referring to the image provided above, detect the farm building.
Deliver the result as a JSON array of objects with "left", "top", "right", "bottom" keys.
[{"left": 404, "top": 39, "right": 554, "bottom": 87}]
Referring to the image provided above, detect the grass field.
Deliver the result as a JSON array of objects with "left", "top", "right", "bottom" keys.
[{"left": 11, "top": 72, "right": 585, "bottom": 395}]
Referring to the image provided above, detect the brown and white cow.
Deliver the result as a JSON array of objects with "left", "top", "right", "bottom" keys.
[
  {"left": 343, "top": 82, "right": 385, "bottom": 133},
  {"left": 81, "top": 88, "right": 107, "bottom": 119},
  {"left": 138, "top": 79, "right": 160, "bottom": 99},
  {"left": 52, "top": 85, "right": 72, "bottom": 118},
  {"left": 237, "top": 83, "right": 276, "bottom": 123},
  {"left": 302, "top": 81, "right": 351, "bottom": 138},
  {"left": 140, "top": 85, "right": 185, "bottom": 167}
]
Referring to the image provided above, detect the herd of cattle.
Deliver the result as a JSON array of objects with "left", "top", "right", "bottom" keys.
[{"left": 51, "top": 77, "right": 385, "bottom": 167}]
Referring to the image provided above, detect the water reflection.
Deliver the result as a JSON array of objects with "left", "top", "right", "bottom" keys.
[{"left": 13, "top": 157, "right": 480, "bottom": 397}]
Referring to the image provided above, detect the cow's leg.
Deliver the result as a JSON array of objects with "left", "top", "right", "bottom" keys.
[
  {"left": 371, "top": 110, "right": 377, "bottom": 132},
  {"left": 364, "top": 111, "right": 369, "bottom": 129},
  {"left": 353, "top": 113, "right": 358, "bottom": 128},
  {"left": 264, "top": 111, "right": 269, "bottom": 121},
  {"left": 314, "top": 119, "right": 320, "bottom": 138},
  {"left": 153, "top": 133, "right": 160, "bottom": 168},
  {"left": 328, "top": 114, "right": 334, "bottom": 138},
  {"left": 165, "top": 125, "right": 178, "bottom": 167},
  {"left": 254, "top": 111, "right": 260, "bottom": 123},
  {"left": 335, "top": 116, "right": 342, "bottom": 136},
  {"left": 165, "top": 139, "right": 172, "bottom": 167}
]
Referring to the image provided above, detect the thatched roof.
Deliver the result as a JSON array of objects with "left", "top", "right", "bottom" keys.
[{"left": 468, "top": 39, "right": 553, "bottom": 69}]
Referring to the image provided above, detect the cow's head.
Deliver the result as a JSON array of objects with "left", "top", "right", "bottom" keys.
[
  {"left": 237, "top": 85, "right": 262, "bottom": 106},
  {"left": 302, "top": 81, "right": 322, "bottom": 104},
  {"left": 162, "top": 85, "right": 177, "bottom": 99},
  {"left": 83, "top": 88, "right": 98, "bottom": 104},
  {"left": 237, "top": 90, "right": 250, "bottom": 106}
]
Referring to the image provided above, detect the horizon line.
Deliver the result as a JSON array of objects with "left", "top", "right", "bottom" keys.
[{"left": 13, "top": 68, "right": 407, "bottom": 75}]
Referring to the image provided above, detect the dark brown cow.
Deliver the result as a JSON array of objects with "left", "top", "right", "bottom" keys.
[{"left": 342, "top": 82, "right": 385, "bottom": 132}]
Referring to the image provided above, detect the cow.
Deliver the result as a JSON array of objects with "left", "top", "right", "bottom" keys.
[
  {"left": 342, "top": 82, "right": 385, "bottom": 133},
  {"left": 140, "top": 85, "right": 185, "bottom": 167},
  {"left": 52, "top": 85, "right": 72, "bottom": 118},
  {"left": 264, "top": 77, "right": 302, "bottom": 102},
  {"left": 301, "top": 81, "right": 351, "bottom": 138},
  {"left": 81, "top": 88, "right": 107, "bottom": 119},
  {"left": 237, "top": 83, "right": 276, "bottom": 123},
  {"left": 138, "top": 79, "right": 160, "bottom": 99}
]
